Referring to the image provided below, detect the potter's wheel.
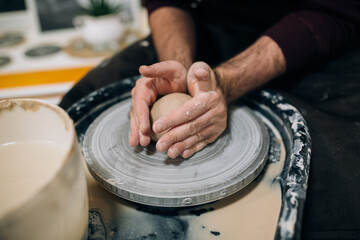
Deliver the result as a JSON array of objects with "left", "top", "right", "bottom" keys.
[
  {"left": 68, "top": 77, "right": 311, "bottom": 239},
  {"left": 83, "top": 98, "right": 269, "bottom": 207}
]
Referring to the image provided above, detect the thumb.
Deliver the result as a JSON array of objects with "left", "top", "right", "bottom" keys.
[{"left": 187, "top": 62, "right": 216, "bottom": 96}]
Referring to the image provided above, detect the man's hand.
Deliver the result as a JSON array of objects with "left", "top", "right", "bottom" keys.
[
  {"left": 153, "top": 62, "right": 227, "bottom": 159},
  {"left": 129, "top": 60, "right": 187, "bottom": 147}
]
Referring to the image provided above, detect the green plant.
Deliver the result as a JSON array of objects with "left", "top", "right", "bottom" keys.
[{"left": 78, "top": 0, "right": 122, "bottom": 17}]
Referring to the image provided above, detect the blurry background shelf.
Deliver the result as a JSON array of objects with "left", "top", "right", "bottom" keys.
[{"left": 0, "top": 0, "right": 149, "bottom": 105}]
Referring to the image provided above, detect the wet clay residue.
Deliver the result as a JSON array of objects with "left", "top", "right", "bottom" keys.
[
  {"left": 0, "top": 99, "right": 72, "bottom": 132},
  {"left": 189, "top": 207, "right": 215, "bottom": 216},
  {"left": 210, "top": 231, "right": 221, "bottom": 236},
  {"left": 0, "top": 99, "right": 40, "bottom": 112},
  {"left": 88, "top": 209, "right": 107, "bottom": 240}
]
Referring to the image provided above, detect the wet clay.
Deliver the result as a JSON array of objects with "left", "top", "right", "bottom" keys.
[
  {"left": 0, "top": 99, "right": 72, "bottom": 132},
  {"left": 150, "top": 93, "right": 192, "bottom": 141},
  {"left": 189, "top": 141, "right": 285, "bottom": 239},
  {"left": 0, "top": 141, "right": 67, "bottom": 217}
]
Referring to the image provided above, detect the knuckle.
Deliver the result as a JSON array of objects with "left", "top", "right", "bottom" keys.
[
  {"left": 181, "top": 149, "right": 193, "bottom": 158},
  {"left": 135, "top": 78, "right": 149, "bottom": 88},
  {"left": 214, "top": 104, "right": 227, "bottom": 118},
  {"left": 169, "top": 133, "right": 178, "bottom": 144},
  {"left": 222, "top": 120, "right": 227, "bottom": 130},
  {"left": 218, "top": 101, "right": 225, "bottom": 111},
  {"left": 188, "top": 78, "right": 197, "bottom": 87},
  {"left": 185, "top": 108, "right": 193, "bottom": 120},
  {"left": 197, "top": 141, "right": 207, "bottom": 151},
  {"left": 178, "top": 142, "right": 188, "bottom": 152},
  {"left": 186, "top": 101, "right": 207, "bottom": 120},
  {"left": 218, "top": 106, "right": 227, "bottom": 117},
  {"left": 194, "top": 100, "right": 207, "bottom": 111},
  {"left": 149, "top": 91, "right": 157, "bottom": 103},
  {"left": 195, "top": 132, "right": 204, "bottom": 141},
  {"left": 135, "top": 78, "right": 143, "bottom": 87},
  {"left": 207, "top": 135, "right": 217, "bottom": 144},
  {"left": 167, "top": 119, "right": 176, "bottom": 128},
  {"left": 213, "top": 93, "right": 221, "bottom": 103},
  {"left": 207, "top": 91, "right": 219, "bottom": 105},
  {"left": 221, "top": 103, "right": 228, "bottom": 113},
  {"left": 188, "top": 122, "right": 198, "bottom": 134}
]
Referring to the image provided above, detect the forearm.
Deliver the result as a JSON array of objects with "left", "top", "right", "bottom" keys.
[
  {"left": 214, "top": 36, "right": 286, "bottom": 103},
  {"left": 263, "top": 1, "right": 360, "bottom": 73},
  {"left": 149, "top": 7, "right": 196, "bottom": 69}
]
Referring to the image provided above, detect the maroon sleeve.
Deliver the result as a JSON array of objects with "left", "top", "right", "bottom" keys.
[
  {"left": 143, "top": 0, "right": 192, "bottom": 15},
  {"left": 263, "top": 0, "right": 360, "bottom": 73}
]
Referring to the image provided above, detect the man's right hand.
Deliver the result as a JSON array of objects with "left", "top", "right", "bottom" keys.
[
  {"left": 129, "top": 60, "right": 188, "bottom": 147},
  {"left": 151, "top": 62, "right": 228, "bottom": 159}
]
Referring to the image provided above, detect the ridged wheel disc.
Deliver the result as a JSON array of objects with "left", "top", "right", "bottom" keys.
[{"left": 83, "top": 98, "right": 269, "bottom": 207}]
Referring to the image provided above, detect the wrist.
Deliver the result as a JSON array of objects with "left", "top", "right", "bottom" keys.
[
  {"left": 173, "top": 54, "right": 194, "bottom": 71},
  {"left": 150, "top": 7, "right": 196, "bottom": 71},
  {"left": 213, "top": 68, "right": 229, "bottom": 103}
]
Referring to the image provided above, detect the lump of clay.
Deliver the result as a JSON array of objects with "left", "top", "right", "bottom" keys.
[{"left": 150, "top": 93, "right": 192, "bottom": 142}]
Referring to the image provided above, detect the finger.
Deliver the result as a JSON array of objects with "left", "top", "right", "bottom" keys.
[
  {"left": 136, "top": 70, "right": 187, "bottom": 96},
  {"left": 191, "top": 62, "right": 209, "bottom": 82},
  {"left": 155, "top": 109, "right": 215, "bottom": 152},
  {"left": 187, "top": 61, "right": 216, "bottom": 95},
  {"left": 136, "top": 100, "right": 151, "bottom": 134},
  {"left": 132, "top": 77, "right": 157, "bottom": 106},
  {"left": 131, "top": 86, "right": 152, "bottom": 147},
  {"left": 181, "top": 134, "right": 219, "bottom": 158},
  {"left": 139, "top": 61, "right": 185, "bottom": 80},
  {"left": 129, "top": 110, "right": 139, "bottom": 147},
  {"left": 165, "top": 125, "right": 218, "bottom": 159},
  {"left": 132, "top": 98, "right": 151, "bottom": 134},
  {"left": 129, "top": 108, "right": 151, "bottom": 147},
  {"left": 153, "top": 91, "right": 219, "bottom": 133},
  {"left": 139, "top": 131, "right": 151, "bottom": 147},
  {"left": 133, "top": 100, "right": 151, "bottom": 146},
  {"left": 132, "top": 82, "right": 152, "bottom": 134}
]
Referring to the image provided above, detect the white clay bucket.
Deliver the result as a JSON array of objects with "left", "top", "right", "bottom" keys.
[{"left": 0, "top": 99, "right": 88, "bottom": 240}]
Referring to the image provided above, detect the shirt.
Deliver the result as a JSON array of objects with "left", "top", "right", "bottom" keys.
[{"left": 143, "top": 0, "right": 360, "bottom": 73}]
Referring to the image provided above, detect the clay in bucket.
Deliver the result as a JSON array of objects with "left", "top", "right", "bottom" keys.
[{"left": 0, "top": 99, "right": 88, "bottom": 240}]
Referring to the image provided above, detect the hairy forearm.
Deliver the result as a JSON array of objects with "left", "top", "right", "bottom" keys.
[
  {"left": 214, "top": 36, "right": 286, "bottom": 103},
  {"left": 149, "top": 7, "right": 196, "bottom": 70}
]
